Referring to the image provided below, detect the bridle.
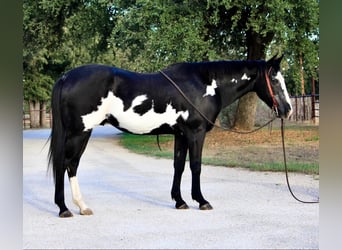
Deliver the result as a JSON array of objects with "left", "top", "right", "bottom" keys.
[{"left": 265, "top": 67, "right": 279, "bottom": 116}]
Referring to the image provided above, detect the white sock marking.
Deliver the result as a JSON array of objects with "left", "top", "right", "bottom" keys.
[
  {"left": 81, "top": 92, "right": 189, "bottom": 134},
  {"left": 231, "top": 78, "right": 238, "bottom": 83},
  {"left": 69, "top": 176, "right": 88, "bottom": 212},
  {"left": 203, "top": 79, "right": 218, "bottom": 97}
]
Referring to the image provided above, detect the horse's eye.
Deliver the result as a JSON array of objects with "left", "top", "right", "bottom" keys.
[{"left": 272, "top": 76, "right": 279, "bottom": 84}]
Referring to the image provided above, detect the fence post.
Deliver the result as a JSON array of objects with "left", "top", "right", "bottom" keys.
[
  {"left": 50, "top": 109, "right": 52, "bottom": 128},
  {"left": 311, "top": 76, "right": 316, "bottom": 123},
  {"left": 40, "top": 102, "right": 47, "bottom": 128},
  {"left": 302, "top": 95, "right": 306, "bottom": 121},
  {"left": 295, "top": 97, "right": 298, "bottom": 121}
]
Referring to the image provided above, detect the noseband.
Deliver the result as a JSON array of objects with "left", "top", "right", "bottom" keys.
[{"left": 265, "top": 68, "right": 279, "bottom": 116}]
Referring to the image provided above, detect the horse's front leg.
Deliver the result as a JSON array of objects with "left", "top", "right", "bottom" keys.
[
  {"left": 171, "top": 133, "right": 189, "bottom": 209},
  {"left": 188, "top": 130, "right": 213, "bottom": 210}
]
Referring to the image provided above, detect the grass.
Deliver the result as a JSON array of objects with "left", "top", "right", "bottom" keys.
[
  {"left": 305, "top": 135, "right": 319, "bottom": 142},
  {"left": 119, "top": 131, "right": 319, "bottom": 175},
  {"left": 120, "top": 134, "right": 174, "bottom": 157}
]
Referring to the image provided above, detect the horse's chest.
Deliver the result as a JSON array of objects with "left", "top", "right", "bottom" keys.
[{"left": 81, "top": 91, "right": 189, "bottom": 134}]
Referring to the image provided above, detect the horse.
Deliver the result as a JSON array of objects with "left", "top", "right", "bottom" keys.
[{"left": 48, "top": 55, "right": 292, "bottom": 217}]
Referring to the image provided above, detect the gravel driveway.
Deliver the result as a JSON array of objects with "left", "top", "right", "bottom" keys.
[{"left": 23, "top": 126, "right": 319, "bottom": 249}]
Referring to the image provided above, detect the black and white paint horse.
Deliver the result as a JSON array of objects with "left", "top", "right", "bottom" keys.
[{"left": 48, "top": 55, "right": 292, "bottom": 217}]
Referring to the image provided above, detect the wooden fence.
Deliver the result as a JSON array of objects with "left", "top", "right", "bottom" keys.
[
  {"left": 23, "top": 109, "right": 52, "bottom": 129},
  {"left": 289, "top": 94, "right": 319, "bottom": 124}
]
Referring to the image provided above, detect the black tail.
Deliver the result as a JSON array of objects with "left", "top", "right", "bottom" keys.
[{"left": 48, "top": 77, "right": 66, "bottom": 183}]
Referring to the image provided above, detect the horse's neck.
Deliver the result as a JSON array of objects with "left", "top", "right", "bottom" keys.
[
  {"left": 219, "top": 79, "right": 255, "bottom": 108},
  {"left": 203, "top": 61, "right": 258, "bottom": 108}
]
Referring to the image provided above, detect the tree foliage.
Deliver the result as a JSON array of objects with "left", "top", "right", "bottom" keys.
[
  {"left": 110, "top": 1, "right": 212, "bottom": 71},
  {"left": 282, "top": 0, "right": 319, "bottom": 95},
  {"left": 23, "top": 0, "right": 319, "bottom": 127}
]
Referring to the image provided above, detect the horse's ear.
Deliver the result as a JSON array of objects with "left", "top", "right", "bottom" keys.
[
  {"left": 275, "top": 54, "right": 284, "bottom": 64},
  {"left": 268, "top": 54, "right": 278, "bottom": 62},
  {"left": 266, "top": 54, "right": 283, "bottom": 69}
]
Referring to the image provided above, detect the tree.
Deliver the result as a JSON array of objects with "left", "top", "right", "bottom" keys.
[
  {"left": 23, "top": 0, "right": 319, "bottom": 129},
  {"left": 23, "top": 0, "right": 118, "bottom": 127},
  {"left": 205, "top": 0, "right": 319, "bottom": 129},
  {"left": 110, "top": 1, "right": 212, "bottom": 72},
  {"left": 109, "top": 0, "right": 319, "bottom": 129},
  {"left": 283, "top": 0, "right": 319, "bottom": 96}
]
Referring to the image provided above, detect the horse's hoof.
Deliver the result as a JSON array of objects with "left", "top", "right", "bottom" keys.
[
  {"left": 199, "top": 203, "right": 213, "bottom": 210},
  {"left": 59, "top": 210, "right": 73, "bottom": 218},
  {"left": 176, "top": 203, "right": 189, "bottom": 209},
  {"left": 80, "top": 208, "right": 93, "bottom": 215}
]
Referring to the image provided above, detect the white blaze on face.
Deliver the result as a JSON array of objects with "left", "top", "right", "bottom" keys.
[
  {"left": 275, "top": 71, "right": 293, "bottom": 117},
  {"left": 81, "top": 91, "right": 189, "bottom": 134},
  {"left": 203, "top": 79, "right": 218, "bottom": 97},
  {"left": 241, "top": 73, "right": 251, "bottom": 81}
]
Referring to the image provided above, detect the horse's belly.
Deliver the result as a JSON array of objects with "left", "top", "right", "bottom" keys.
[{"left": 81, "top": 91, "right": 189, "bottom": 134}]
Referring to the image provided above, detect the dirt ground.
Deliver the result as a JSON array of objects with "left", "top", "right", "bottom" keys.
[{"left": 23, "top": 127, "right": 319, "bottom": 249}]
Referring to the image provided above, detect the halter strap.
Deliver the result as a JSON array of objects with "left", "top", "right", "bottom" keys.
[{"left": 265, "top": 67, "right": 279, "bottom": 115}]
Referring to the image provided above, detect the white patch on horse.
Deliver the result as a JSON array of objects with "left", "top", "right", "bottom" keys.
[
  {"left": 203, "top": 79, "right": 218, "bottom": 97},
  {"left": 275, "top": 71, "right": 293, "bottom": 116},
  {"left": 231, "top": 78, "right": 238, "bottom": 83},
  {"left": 241, "top": 73, "right": 251, "bottom": 80},
  {"left": 81, "top": 91, "right": 189, "bottom": 134},
  {"left": 131, "top": 94, "right": 147, "bottom": 108},
  {"left": 69, "top": 176, "right": 91, "bottom": 214}
]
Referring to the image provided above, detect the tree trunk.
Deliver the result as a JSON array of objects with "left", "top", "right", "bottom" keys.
[
  {"left": 233, "top": 30, "right": 274, "bottom": 130},
  {"left": 29, "top": 100, "right": 40, "bottom": 128},
  {"left": 233, "top": 92, "right": 259, "bottom": 130}
]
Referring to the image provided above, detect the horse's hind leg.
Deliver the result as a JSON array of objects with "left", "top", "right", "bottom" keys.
[
  {"left": 64, "top": 130, "right": 93, "bottom": 215},
  {"left": 55, "top": 166, "right": 71, "bottom": 217}
]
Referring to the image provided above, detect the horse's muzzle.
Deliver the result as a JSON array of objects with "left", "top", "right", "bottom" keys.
[{"left": 280, "top": 104, "right": 293, "bottom": 119}]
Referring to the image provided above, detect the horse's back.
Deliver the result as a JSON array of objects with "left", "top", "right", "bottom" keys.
[
  {"left": 60, "top": 64, "right": 115, "bottom": 90},
  {"left": 56, "top": 64, "right": 176, "bottom": 133}
]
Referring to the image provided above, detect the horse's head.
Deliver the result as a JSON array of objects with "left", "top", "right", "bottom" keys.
[{"left": 256, "top": 55, "right": 293, "bottom": 119}]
